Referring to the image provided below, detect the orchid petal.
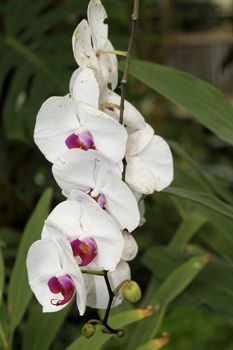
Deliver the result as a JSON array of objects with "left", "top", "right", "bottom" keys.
[
  {"left": 103, "top": 90, "right": 145, "bottom": 130},
  {"left": 52, "top": 149, "right": 121, "bottom": 197},
  {"left": 101, "top": 171, "right": 140, "bottom": 232},
  {"left": 26, "top": 238, "right": 86, "bottom": 314},
  {"left": 102, "top": 40, "right": 118, "bottom": 90},
  {"left": 122, "top": 232, "right": 138, "bottom": 261},
  {"left": 83, "top": 105, "right": 127, "bottom": 162},
  {"left": 126, "top": 124, "right": 154, "bottom": 156},
  {"left": 44, "top": 193, "right": 124, "bottom": 271},
  {"left": 87, "top": 0, "right": 108, "bottom": 52},
  {"left": 84, "top": 261, "right": 131, "bottom": 309},
  {"left": 71, "top": 191, "right": 124, "bottom": 270},
  {"left": 71, "top": 68, "right": 99, "bottom": 113},
  {"left": 34, "top": 96, "right": 78, "bottom": 163},
  {"left": 125, "top": 156, "right": 156, "bottom": 194},
  {"left": 138, "top": 135, "right": 174, "bottom": 191},
  {"left": 72, "top": 19, "right": 98, "bottom": 69}
]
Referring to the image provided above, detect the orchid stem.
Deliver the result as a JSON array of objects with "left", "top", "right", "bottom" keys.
[
  {"left": 81, "top": 270, "right": 105, "bottom": 276},
  {"left": 119, "top": 0, "right": 139, "bottom": 181},
  {"left": 119, "top": 0, "right": 139, "bottom": 126},
  {"left": 101, "top": 271, "right": 117, "bottom": 333}
]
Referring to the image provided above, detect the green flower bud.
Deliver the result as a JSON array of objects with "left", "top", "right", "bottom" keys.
[
  {"left": 117, "top": 329, "right": 125, "bottom": 337},
  {"left": 122, "top": 280, "right": 142, "bottom": 303},
  {"left": 82, "top": 323, "right": 96, "bottom": 338}
]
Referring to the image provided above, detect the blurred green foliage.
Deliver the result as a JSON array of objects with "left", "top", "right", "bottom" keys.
[{"left": 0, "top": 0, "right": 233, "bottom": 349}]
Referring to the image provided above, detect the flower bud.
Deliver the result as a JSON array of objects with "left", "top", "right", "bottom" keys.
[
  {"left": 81, "top": 323, "right": 96, "bottom": 338},
  {"left": 117, "top": 329, "right": 125, "bottom": 337},
  {"left": 122, "top": 280, "right": 142, "bottom": 303}
]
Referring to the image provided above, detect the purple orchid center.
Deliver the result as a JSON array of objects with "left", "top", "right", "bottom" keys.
[
  {"left": 65, "top": 132, "right": 95, "bottom": 151},
  {"left": 70, "top": 238, "right": 97, "bottom": 266},
  {"left": 48, "top": 274, "right": 75, "bottom": 306},
  {"left": 86, "top": 189, "right": 106, "bottom": 209}
]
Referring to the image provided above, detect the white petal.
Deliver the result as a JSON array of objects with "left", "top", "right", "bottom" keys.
[
  {"left": 125, "top": 156, "right": 156, "bottom": 194},
  {"left": 133, "top": 191, "right": 146, "bottom": 227},
  {"left": 101, "top": 171, "right": 140, "bottom": 232},
  {"left": 26, "top": 238, "right": 85, "bottom": 314},
  {"left": 71, "top": 191, "right": 124, "bottom": 271},
  {"left": 45, "top": 193, "right": 124, "bottom": 271},
  {"left": 72, "top": 19, "right": 98, "bottom": 69},
  {"left": 138, "top": 135, "right": 174, "bottom": 191},
  {"left": 52, "top": 149, "right": 121, "bottom": 197},
  {"left": 102, "top": 40, "right": 118, "bottom": 90},
  {"left": 84, "top": 261, "right": 131, "bottom": 309},
  {"left": 103, "top": 90, "right": 145, "bottom": 130},
  {"left": 87, "top": 0, "right": 108, "bottom": 52},
  {"left": 126, "top": 124, "right": 154, "bottom": 156},
  {"left": 34, "top": 96, "right": 78, "bottom": 163},
  {"left": 71, "top": 68, "right": 99, "bottom": 113},
  {"left": 83, "top": 105, "right": 127, "bottom": 162},
  {"left": 122, "top": 232, "right": 138, "bottom": 261}
]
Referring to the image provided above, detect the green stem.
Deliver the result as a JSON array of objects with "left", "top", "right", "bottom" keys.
[
  {"left": 119, "top": 0, "right": 139, "bottom": 125},
  {"left": 81, "top": 270, "right": 105, "bottom": 276}
]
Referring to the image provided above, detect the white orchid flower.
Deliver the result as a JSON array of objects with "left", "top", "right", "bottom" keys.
[
  {"left": 70, "top": 69, "right": 145, "bottom": 132},
  {"left": 52, "top": 149, "right": 140, "bottom": 232},
  {"left": 34, "top": 69, "right": 127, "bottom": 164},
  {"left": 26, "top": 238, "right": 86, "bottom": 314},
  {"left": 125, "top": 124, "right": 174, "bottom": 194},
  {"left": 72, "top": 0, "right": 118, "bottom": 90},
  {"left": 84, "top": 261, "right": 131, "bottom": 309},
  {"left": 101, "top": 89, "right": 146, "bottom": 132},
  {"left": 42, "top": 192, "right": 124, "bottom": 272}
]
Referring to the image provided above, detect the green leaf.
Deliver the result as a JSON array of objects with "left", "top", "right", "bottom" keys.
[
  {"left": 127, "top": 255, "right": 209, "bottom": 349},
  {"left": 169, "top": 210, "right": 207, "bottom": 250},
  {"left": 137, "top": 336, "right": 169, "bottom": 350},
  {"left": 8, "top": 188, "right": 53, "bottom": 330},
  {"left": 66, "top": 308, "right": 153, "bottom": 350},
  {"left": 164, "top": 187, "right": 233, "bottom": 220},
  {"left": 22, "top": 303, "right": 71, "bottom": 350},
  {"left": 169, "top": 140, "right": 233, "bottom": 204},
  {"left": 129, "top": 60, "right": 233, "bottom": 145},
  {"left": 0, "top": 246, "right": 4, "bottom": 306}
]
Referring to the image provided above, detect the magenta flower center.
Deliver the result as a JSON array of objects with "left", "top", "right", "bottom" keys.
[
  {"left": 86, "top": 189, "right": 106, "bottom": 209},
  {"left": 48, "top": 274, "right": 75, "bottom": 306},
  {"left": 70, "top": 238, "right": 97, "bottom": 266},
  {"left": 65, "top": 132, "right": 95, "bottom": 151}
]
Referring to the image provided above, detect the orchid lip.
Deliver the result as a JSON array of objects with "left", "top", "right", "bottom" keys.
[
  {"left": 70, "top": 237, "right": 97, "bottom": 266},
  {"left": 48, "top": 274, "right": 75, "bottom": 306},
  {"left": 65, "top": 132, "right": 95, "bottom": 151},
  {"left": 86, "top": 188, "right": 106, "bottom": 209}
]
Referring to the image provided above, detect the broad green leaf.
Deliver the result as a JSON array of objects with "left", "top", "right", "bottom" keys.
[
  {"left": 164, "top": 187, "right": 233, "bottom": 220},
  {"left": 127, "top": 255, "right": 209, "bottom": 349},
  {"left": 22, "top": 303, "right": 71, "bottom": 350},
  {"left": 5, "top": 36, "right": 65, "bottom": 93},
  {"left": 129, "top": 60, "right": 233, "bottom": 145},
  {"left": 137, "top": 335, "right": 169, "bottom": 350},
  {"left": 8, "top": 188, "right": 53, "bottom": 330},
  {"left": 169, "top": 140, "right": 233, "bottom": 204},
  {"left": 0, "top": 246, "right": 4, "bottom": 306},
  {"left": 66, "top": 308, "right": 153, "bottom": 350},
  {"left": 143, "top": 246, "right": 233, "bottom": 321},
  {"left": 169, "top": 210, "right": 207, "bottom": 250}
]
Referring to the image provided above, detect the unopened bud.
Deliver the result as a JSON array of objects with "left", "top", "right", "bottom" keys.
[
  {"left": 122, "top": 280, "right": 141, "bottom": 303},
  {"left": 117, "top": 329, "right": 125, "bottom": 337},
  {"left": 82, "top": 323, "right": 96, "bottom": 338}
]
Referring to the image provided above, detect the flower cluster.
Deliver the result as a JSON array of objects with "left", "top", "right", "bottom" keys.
[{"left": 26, "top": 0, "right": 173, "bottom": 321}]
